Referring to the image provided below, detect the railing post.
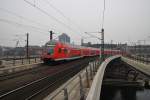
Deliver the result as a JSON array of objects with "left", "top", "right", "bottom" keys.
[
  {"left": 89, "top": 63, "right": 93, "bottom": 80},
  {"left": 21, "top": 58, "right": 24, "bottom": 65},
  {"left": 95, "top": 61, "right": 96, "bottom": 71},
  {"left": 93, "top": 62, "right": 95, "bottom": 73},
  {"left": 63, "top": 88, "right": 68, "bottom": 100},
  {"left": 97, "top": 60, "right": 100, "bottom": 68},
  {"left": 142, "top": 56, "right": 144, "bottom": 63},
  {"left": 79, "top": 74, "right": 84, "bottom": 100},
  {"left": 95, "top": 60, "right": 98, "bottom": 70},
  {"left": 147, "top": 57, "right": 149, "bottom": 64},
  {"left": 13, "top": 58, "right": 15, "bottom": 66},
  {"left": 35, "top": 57, "right": 36, "bottom": 63},
  {"left": 29, "top": 57, "right": 30, "bottom": 64},
  {"left": 86, "top": 67, "right": 90, "bottom": 88},
  {"left": 92, "top": 62, "right": 95, "bottom": 74},
  {"left": 97, "top": 60, "right": 99, "bottom": 68}
]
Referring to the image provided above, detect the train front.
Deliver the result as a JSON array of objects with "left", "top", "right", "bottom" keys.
[{"left": 41, "top": 40, "right": 56, "bottom": 63}]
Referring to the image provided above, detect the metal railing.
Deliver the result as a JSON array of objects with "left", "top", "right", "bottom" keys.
[
  {"left": 44, "top": 59, "right": 100, "bottom": 100},
  {"left": 125, "top": 55, "right": 150, "bottom": 65}
]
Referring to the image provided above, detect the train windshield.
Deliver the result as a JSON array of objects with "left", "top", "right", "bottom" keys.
[
  {"left": 47, "top": 46, "right": 54, "bottom": 54},
  {"left": 45, "top": 41, "right": 56, "bottom": 55}
]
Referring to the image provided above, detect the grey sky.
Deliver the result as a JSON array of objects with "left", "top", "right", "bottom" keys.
[{"left": 0, "top": 0, "right": 150, "bottom": 47}]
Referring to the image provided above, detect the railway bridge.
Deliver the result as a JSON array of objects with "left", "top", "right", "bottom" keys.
[{"left": 44, "top": 55, "right": 150, "bottom": 100}]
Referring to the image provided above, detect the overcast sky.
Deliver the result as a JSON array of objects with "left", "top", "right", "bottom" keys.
[{"left": 0, "top": 0, "right": 150, "bottom": 47}]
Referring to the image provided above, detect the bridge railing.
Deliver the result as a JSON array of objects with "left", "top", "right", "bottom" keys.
[
  {"left": 125, "top": 55, "right": 150, "bottom": 65},
  {"left": 86, "top": 55, "right": 120, "bottom": 100},
  {"left": 44, "top": 59, "right": 100, "bottom": 100}
]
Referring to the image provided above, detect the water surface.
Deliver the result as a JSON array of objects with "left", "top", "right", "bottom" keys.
[{"left": 100, "top": 86, "right": 150, "bottom": 100}]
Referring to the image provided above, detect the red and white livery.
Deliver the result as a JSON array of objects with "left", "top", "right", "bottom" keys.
[{"left": 41, "top": 40, "right": 122, "bottom": 63}]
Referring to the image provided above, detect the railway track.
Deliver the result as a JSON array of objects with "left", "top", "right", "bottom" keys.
[
  {"left": 0, "top": 57, "right": 97, "bottom": 100},
  {"left": 0, "top": 58, "right": 90, "bottom": 81},
  {"left": 0, "top": 59, "right": 85, "bottom": 94}
]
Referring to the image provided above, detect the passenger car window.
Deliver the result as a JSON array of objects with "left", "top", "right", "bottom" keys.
[
  {"left": 58, "top": 48, "right": 61, "bottom": 53},
  {"left": 64, "top": 49, "right": 68, "bottom": 54}
]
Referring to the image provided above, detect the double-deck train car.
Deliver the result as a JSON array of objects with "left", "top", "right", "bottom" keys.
[
  {"left": 41, "top": 40, "right": 100, "bottom": 63},
  {"left": 41, "top": 40, "right": 123, "bottom": 63}
]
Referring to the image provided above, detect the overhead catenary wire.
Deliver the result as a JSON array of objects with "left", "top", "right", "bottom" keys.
[
  {"left": 44, "top": 0, "right": 71, "bottom": 22},
  {"left": 43, "top": 0, "right": 84, "bottom": 34},
  {"left": 84, "top": 32, "right": 101, "bottom": 40},
  {"left": 0, "top": 23, "right": 49, "bottom": 45},
  {"left": 0, "top": 7, "right": 52, "bottom": 30},
  {"left": 0, "top": 18, "right": 48, "bottom": 33},
  {"left": 24, "top": 0, "right": 80, "bottom": 34},
  {"left": 0, "top": 7, "right": 63, "bottom": 40}
]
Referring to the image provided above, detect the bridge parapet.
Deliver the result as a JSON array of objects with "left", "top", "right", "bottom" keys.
[
  {"left": 125, "top": 55, "right": 150, "bottom": 64},
  {"left": 121, "top": 57, "right": 150, "bottom": 77}
]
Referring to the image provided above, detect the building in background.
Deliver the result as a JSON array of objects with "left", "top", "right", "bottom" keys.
[{"left": 58, "top": 33, "right": 70, "bottom": 43}]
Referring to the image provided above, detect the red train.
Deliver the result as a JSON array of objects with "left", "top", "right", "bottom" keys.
[{"left": 41, "top": 40, "right": 122, "bottom": 63}]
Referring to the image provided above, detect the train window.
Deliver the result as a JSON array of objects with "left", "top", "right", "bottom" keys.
[
  {"left": 58, "top": 48, "right": 62, "bottom": 53},
  {"left": 64, "top": 48, "right": 68, "bottom": 54}
]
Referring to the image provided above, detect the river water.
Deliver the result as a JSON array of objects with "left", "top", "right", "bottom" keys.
[{"left": 100, "top": 86, "right": 150, "bottom": 100}]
